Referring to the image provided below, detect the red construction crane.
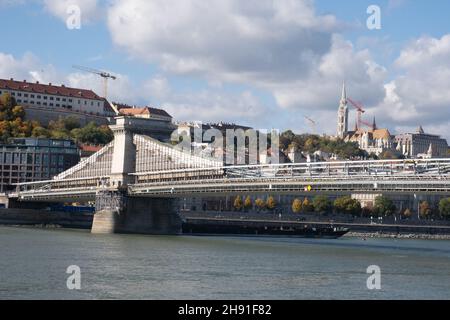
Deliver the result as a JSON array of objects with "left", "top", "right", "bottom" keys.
[{"left": 347, "top": 97, "right": 374, "bottom": 130}]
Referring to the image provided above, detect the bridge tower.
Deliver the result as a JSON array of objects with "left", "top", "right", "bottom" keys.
[{"left": 91, "top": 116, "right": 182, "bottom": 235}]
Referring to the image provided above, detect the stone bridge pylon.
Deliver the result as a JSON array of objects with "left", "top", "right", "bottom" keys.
[{"left": 61, "top": 116, "right": 220, "bottom": 235}]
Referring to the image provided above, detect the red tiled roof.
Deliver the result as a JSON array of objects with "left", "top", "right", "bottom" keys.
[
  {"left": 79, "top": 144, "right": 104, "bottom": 153},
  {"left": 119, "top": 107, "right": 150, "bottom": 116},
  {"left": 114, "top": 103, "right": 172, "bottom": 118},
  {"left": 0, "top": 78, "right": 102, "bottom": 100}
]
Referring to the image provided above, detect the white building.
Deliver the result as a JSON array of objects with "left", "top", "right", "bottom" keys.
[{"left": 0, "top": 78, "right": 116, "bottom": 117}]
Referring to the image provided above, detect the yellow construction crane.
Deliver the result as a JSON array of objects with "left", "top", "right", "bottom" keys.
[{"left": 72, "top": 65, "right": 117, "bottom": 100}]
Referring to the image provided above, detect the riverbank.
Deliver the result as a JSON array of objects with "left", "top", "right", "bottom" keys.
[{"left": 345, "top": 231, "right": 450, "bottom": 240}]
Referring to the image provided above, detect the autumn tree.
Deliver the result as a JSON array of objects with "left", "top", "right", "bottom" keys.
[
  {"left": 402, "top": 208, "right": 412, "bottom": 219},
  {"left": 266, "top": 196, "right": 277, "bottom": 211},
  {"left": 292, "top": 198, "right": 302, "bottom": 214},
  {"left": 255, "top": 198, "right": 266, "bottom": 212},
  {"left": 233, "top": 196, "right": 243, "bottom": 211},
  {"left": 244, "top": 196, "right": 252, "bottom": 211},
  {"left": 302, "top": 197, "right": 313, "bottom": 213},
  {"left": 419, "top": 201, "right": 432, "bottom": 219}
]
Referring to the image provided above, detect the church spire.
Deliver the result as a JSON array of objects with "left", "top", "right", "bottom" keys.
[
  {"left": 337, "top": 81, "right": 349, "bottom": 139},
  {"left": 341, "top": 81, "right": 347, "bottom": 103},
  {"left": 372, "top": 116, "right": 377, "bottom": 130}
]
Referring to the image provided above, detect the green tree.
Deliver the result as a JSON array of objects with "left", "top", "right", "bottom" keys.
[
  {"left": 312, "top": 195, "right": 332, "bottom": 214},
  {"left": 439, "top": 198, "right": 450, "bottom": 219},
  {"left": 31, "top": 126, "right": 51, "bottom": 138},
  {"left": 292, "top": 198, "right": 302, "bottom": 214},
  {"left": 373, "top": 196, "right": 396, "bottom": 216},
  {"left": 333, "top": 196, "right": 362, "bottom": 216},
  {"left": 266, "top": 196, "right": 277, "bottom": 211},
  {"left": 244, "top": 196, "right": 252, "bottom": 211},
  {"left": 233, "top": 196, "right": 243, "bottom": 211}
]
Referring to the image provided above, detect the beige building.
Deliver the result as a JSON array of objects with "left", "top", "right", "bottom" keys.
[
  {"left": 346, "top": 125, "right": 394, "bottom": 156},
  {"left": 394, "top": 126, "right": 448, "bottom": 158}
]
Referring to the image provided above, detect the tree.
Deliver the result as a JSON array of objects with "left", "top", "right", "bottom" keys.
[
  {"left": 402, "top": 208, "right": 412, "bottom": 219},
  {"left": 266, "top": 196, "right": 276, "bottom": 211},
  {"left": 333, "top": 196, "right": 362, "bottom": 216},
  {"left": 439, "top": 198, "right": 450, "bottom": 219},
  {"left": 255, "top": 198, "right": 266, "bottom": 212},
  {"left": 312, "top": 195, "right": 332, "bottom": 214},
  {"left": 373, "top": 196, "right": 396, "bottom": 216},
  {"left": 244, "top": 196, "right": 252, "bottom": 211},
  {"left": 31, "top": 126, "right": 51, "bottom": 138},
  {"left": 419, "top": 201, "right": 432, "bottom": 219},
  {"left": 233, "top": 196, "right": 243, "bottom": 211},
  {"left": 302, "top": 197, "right": 313, "bottom": 213},
  {"left": 292, "top": 198, "right": 302, "bottom": 214}
]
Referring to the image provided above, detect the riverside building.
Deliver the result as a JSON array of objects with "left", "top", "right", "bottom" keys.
[{"left": 0, "top": 138, "right": 80, "bottom": 192}]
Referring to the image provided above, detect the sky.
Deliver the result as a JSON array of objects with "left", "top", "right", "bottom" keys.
[{"left": 1, "top": 0, "right": 450, "bottom": 140}]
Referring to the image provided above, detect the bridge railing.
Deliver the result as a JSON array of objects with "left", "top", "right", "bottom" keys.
[
  {"left": 129, "top": 158, "right": 450, "bottom": 184},
  {"left": 14, "top": 176, "right": 111, "bottom": 194}
]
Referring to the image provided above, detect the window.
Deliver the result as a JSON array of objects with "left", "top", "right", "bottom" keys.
[
  {"left": 31, "top": 94, "right": 35, "bottom": 98},
  {"left": 49, "top": 103, "right": 54, "bottom": 107},
  {"left": 37, "top": 102, "right": 41, "bottom": 105},
  {"left": 37, "top": 95, "right": 41, "bottom": 99},
  {"left": 17, "top": 99, "right": 22, "bottom": 103},
  {"left": 24, "top": 94, "right": 28, "bottom": 97},
  {"left": 50, "top": 97, "right": 54, "bottom": 101},
  {"left": 11, "top": 92, "right": 15, "bottom": 96},
  {"left": 43, "top": 102, "right": 47, "bottom": 106},
  {"left": 56, "top": 104, "right": 60, "bottom": 107},
  {"left": 43, "top": 96, "right": 47, "bottom": 100},
  {"left": 62, "top": 98, "right": 66, "bottom": 102},
  {"left": 17, "top": 93, "right": 22, "bottom": 97}
]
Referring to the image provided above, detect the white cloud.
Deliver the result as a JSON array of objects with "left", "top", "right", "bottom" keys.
[
  {"left": 375, "top": 34, "right": 450, "bottom": 140},
  {"left": 107, "top": 0, "right": 340, "bottom": 82}
]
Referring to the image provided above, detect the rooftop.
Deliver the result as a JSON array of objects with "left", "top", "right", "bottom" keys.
[
  {"left": 115, "top": 103, "right": 172, "bottom": 118},
  {"left": 0, "top": 78, "right": 102, "bottom": 100}
]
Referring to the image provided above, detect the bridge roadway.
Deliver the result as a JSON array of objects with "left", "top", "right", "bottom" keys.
[{"left": 9, "top": 158, "right": 450, "bottom": 202}]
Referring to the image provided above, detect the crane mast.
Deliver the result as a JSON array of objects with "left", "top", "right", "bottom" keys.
[{"left": 72, "top": 65, "right": 117, "bottom": 100}]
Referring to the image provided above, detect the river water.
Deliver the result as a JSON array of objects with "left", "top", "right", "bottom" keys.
[{"left": 0, "top": 226, "right": 449, "bottom": 300}]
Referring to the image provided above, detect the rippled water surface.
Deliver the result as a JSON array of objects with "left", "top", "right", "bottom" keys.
[{"left": 0, "top": 226, "right": 449, "bottom": 299}]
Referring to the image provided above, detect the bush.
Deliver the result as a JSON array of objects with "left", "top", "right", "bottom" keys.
[
  {"left": 333, "top": 196, "right": 362, "bottom": 216},
  {"left": 312, "top": 195, "right": 332, "bottom": 214},
  {"left": 373, "top": 196, "right": 396, "bottom": 216}
]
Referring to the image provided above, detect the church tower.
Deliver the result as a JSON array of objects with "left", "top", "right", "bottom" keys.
[{"left": 337, "top": 81, "right": 349, "bottom": 139}]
